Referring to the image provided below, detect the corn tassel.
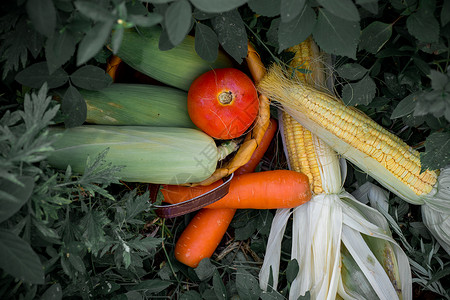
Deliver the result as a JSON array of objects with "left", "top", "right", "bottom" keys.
[
  {"left": 258, "top": 58, "right": 450, "bottom": 255},
  {"left": 259, "top": 38, "right": 413, "bottom": 300}
]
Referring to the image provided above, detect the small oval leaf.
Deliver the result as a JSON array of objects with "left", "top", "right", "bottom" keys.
[{"left": 195, "top": 23, "right": 219, "bottom": 62}]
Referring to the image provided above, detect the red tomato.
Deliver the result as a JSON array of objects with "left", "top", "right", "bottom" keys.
[{"left": 187, "top": 68, "right": 259, "bottom": 140}]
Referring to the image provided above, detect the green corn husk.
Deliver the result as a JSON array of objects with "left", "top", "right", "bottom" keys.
[
  {"left": 47, "top": 126, "right": 219, "bottom": 184},
  {"left": 81, "top": 83, "right": 196, "bottom": 128},
  {"left": 117, "top": 26, "right": 234, "bottom": 91}
]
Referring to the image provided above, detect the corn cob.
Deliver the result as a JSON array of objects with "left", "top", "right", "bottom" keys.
[
  {"left": 258, "top": 64, "right": 440, "bottom": 204},
  {"left": 259, "top": 38, "right": 412, "bottom": 300},
  {"left": 117, "top": 26, "right": 234, "bottom": 91}
]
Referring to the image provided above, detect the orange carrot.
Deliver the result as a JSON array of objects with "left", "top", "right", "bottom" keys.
[
  {"left": 174, "top": 208, "right": 235, "bottom": 268},
  {"left": 162, "top": 170, "right": 311, "bottom": 209},
  {"left": 173, "top": 119, "right": 277, "bottom": 267}
]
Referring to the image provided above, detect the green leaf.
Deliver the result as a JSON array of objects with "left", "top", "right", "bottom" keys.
[
  {"left": 77, "top": 20, "right": 114, "bottom": 65},
  {"left": 33, "top": 218, "right": 60, "bottom": 239},
  {"left": 40, "top": 283, "right": 63, "bottom": 300},
  {"left": 236, "top": 267, "right": 261, "bottom": 300},
  {"left": 278, "top": 4, "right": 316, "bottom": 52},
  {"left": 406, "top": 4, "right": 439, "bottom": 43},
  {"left": 391, "top": 92, "right": 421, "bottom": 119},
  {"left": 336, "top": 63, "right": 368, "bottom": 81},
  {"left": 212, "top": 9, "right": 248, "bottom": 63},
  {"left": 62, "top": 85, "right": 87, "bottom": 128},
  {"left": 0, "top": 229, "right": 44, "bottom": 284},
  {"left": 111, "top": 26, "right": 124, "bottom": 54},
  {"left": 128, "top": 13, "right": 163, "bottom": 27},
  {"left": 124, "top": 191, "right": 151, "bottom": 221},
  {"left": 164, "top": 0, "right": 192, "bottom": 46},
  {"left": 80, "top": 210, "right": 110, "bottom": 255},
  {"left": 46, "top": 30, "right": 77, "bottom": 74},
  {"left": 248, "top": 0, "right": 281, "bottom": 17},
  {"left": 429, "top": 69, "right": 448, "bottom": 90},
  {"left": 195, "top": 22, "right": 219, "bottom": 62},
  {"left": 442, "top": 0, "right": 450, "bottom": 26},
  {"left": 420, "top": 132, "right": 450, "bottom": 171},
  {"left": 68, "top": 254, "right": 86, "bottom": 273},
  {"left": 74, "top": 1, "right": 115, "bottom": 22},
  {"left": 71, "top": 65, "right": 112, "bottom": 90},
  {"left": 15, "top": 62, "right": 69, "bottom": 89},
  {"left": 189, "top": 0, "right": 248, "bottom": 13},
  {"left": 286, "top": 259, "right": 299, "bottom": 283},
  {"left": 0, "top": 176, "right": 34, "bottom": 223},
  {"left": 195, "top": 258, "right": 215, "bottom": 281},
  {"left": 317, "top": 0, "right": 360, "bottom": 21},
  {"left": 213, "top": 269, "right": 227, "bottom": 300},
  {"left": 356, "top": 0, "right": 378, "bottom": 14},
  {"left": 26, "top": 0, "right": 56, "bottom": 37},
  {"left": 342, "top": 75, "right": 377, "bottom": 106},
  {"left": 359, "top": 21, "right": 392, "bottom": 54},
  {"left": 129, "top": 279, "right": 173, "bottom": 293},
  {"left": 280, "top": 0, "right": 306, "bottom": 23},
  {"left": 312, "top": 8, "right": 360, "bottom": 59}
]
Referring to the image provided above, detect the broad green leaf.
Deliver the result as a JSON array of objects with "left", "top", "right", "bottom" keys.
[
  {"left": 0, "top": 176, "right": 34, "bottom": 223},
  {"left": 212, "top": 9, "right": 248, "bottom": 63},
  {"left": 236, "top": 267, "right": 262, "bottom": 300},
  {"left": 71, "top": 65, "right": 112, "bottom": 90},
  {"left": 248, "top": 0, "right": 281, "bottom": 17},
  {"left": 40, "top": 283, "right": 62, "bottom": 300},
  {"left": 68, "top": 253, "right": 86, "bottom": 273},
  {"left": 278, "top": 4, "right": 316, "bottom": 52},
  {"left": 280, "top": 0, "right": 306, "bottom": 23},
  {"left": 406, "top": 4, "right": 439, "bottom": 43},
  {"left": 195, "top": 22, "right": 219, "bottom": 62},
  {"left": 128, "top": 13, "right": 163, "bottom": 27},
  {"left": 0, "top": 229, "right": 44, "bottom": 284},
  {"left": 356, "top": 0, "right": 378, "bottom": 14},
  {"left": 317, "top": 0, "right": 360, "bottom": 21},
  {"left": 195, "top": 258, "right": 215, "bottom": 281},
  {"left": 391, "top": 92, "right": 421, "bottom": 119},
  {"left": 46, "top": 30, "right": 77, "bottom": 74},
  {"left": 26, "top": 0, "right": 56, "bottom": 37},
  {"left": 359, "top": 21, "right": 392, "bottom": 54},
  {"left": 15, "top": 62, "right": 69, "bottom": 89},
  {"left": 62, "top": 85, "right": 87, "bottom": 128},
  {"left": 125, "top": 291, "right": 143, "bottom": 300},
  {"left": 342, "top": 75, "right": 376, "bottom": 106},
  {"left": 74, "top": 1, "right": 114, "bottom": 22},
  {"left": 389, "top": 0, "right": 418, "bottom": 11},
  {"left": 429, "top": 69, "right": 448, "bottom": 90},
  {"left": 442, "top": 0, "right": 450, "bottom": 26},
  {"left": 111, "top": 26, "right": 124, "bottom": 54},
  {"left": 180, "top": 290, "right": 202, "bottom": 299},
  {"left": 420, "top": 132, "right": 450, "bottom": 171},
  {"left": 413, "top": 56, "right": 431, "bottom": 75},
  {"left": 286, "top": 259, "right": 299, "bottom": 283},
  {"left": 190, "top": 0, "right": 248, "bottom": 13},
  {"left": 337, "top": 63, "right": 368, "bottom": 81},
  {"left": 164, "top": 0, "right": 192, "bottom": 46},
  {"left": 77, "top": 20, "right": 114, "bottom": 65},
  {"left": 129, "top": 279, "right": 173, "bottom": 293},
  {"left": 312, "top": 8, "right": 360, "bottom": 59},
  {"left": 213, "top": 270, "right": 227, "bottom": 300}
]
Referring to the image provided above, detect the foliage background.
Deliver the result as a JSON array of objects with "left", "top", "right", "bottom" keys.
[{"left": 0, "top": 0, "right": 449, "bottom": 299}]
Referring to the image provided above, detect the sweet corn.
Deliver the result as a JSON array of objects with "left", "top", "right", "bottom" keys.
[{"left": 259, "top": 64, "right": 438, "bottom": 205}]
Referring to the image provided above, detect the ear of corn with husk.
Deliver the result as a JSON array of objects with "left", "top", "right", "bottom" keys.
[
  {"left": 257, "top": 43, "right": 450, "bottom": 255},
  {"left": 81, "top": 83, "right": 196, "bottom": 128},
  {"left": 116, "top": 26, "right": 234, "bottom": 91},
  {"left": 46, "top": 125, "right": 233, "bottom": 185},
  {"left": 259, "top": 38, "right": 413, "bottom": 300}
]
